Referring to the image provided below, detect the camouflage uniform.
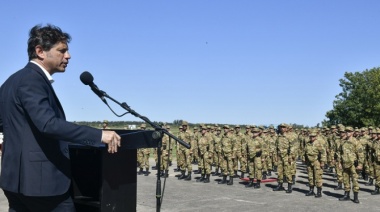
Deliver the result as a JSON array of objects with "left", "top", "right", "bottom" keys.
[
  {"left": 177, "top": 121, "right": 194, "bottom": 181},
  {"left": 304, "top": 131, "right": 327, "bottom": 197},
  {"left": 338, "top": 126, "right": 364, "bottom": 203},
  {"left": 369, "top": 129, "right": 380, "bottom": 194},
  {"left": 233, "top": 125, "right": 244, "bottom": 177},
  {"left": 366, "top": 130, "right": 377, "bottom": 186},
  {"left": 245, "top": 127, "right": 267, "bottom": 189},
  {"left": 159, "top": 125, "right": 172, "bottom": 178},
  {"left": 273, "top": 123, "right": 294, "bottom": 193},
  {"left": 332, "top": 127, "right": 346, "bottom": 190},
  {"left": 218, "top": 125, "right": 235, "bottom": 185},
  {"left": 137, "top": 124, "right": 151, "bottom": 176},
  {"left": 196, "top": 125, "right": 214, "bottom": 183},
  {"left": 287, "top": 127, "right": 298, "bottom": 184},
  {"left": 212, "top": 127, "right": 222, "bottom": 176}
]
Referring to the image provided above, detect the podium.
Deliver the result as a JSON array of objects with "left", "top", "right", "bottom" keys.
[{"left": 69, "top": 130, "right": 159, "bottom": 212}]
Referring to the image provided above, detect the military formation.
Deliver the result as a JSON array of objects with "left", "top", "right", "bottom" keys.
[{"left": 134, "top": 121, "right": 380, "bottom": 204}]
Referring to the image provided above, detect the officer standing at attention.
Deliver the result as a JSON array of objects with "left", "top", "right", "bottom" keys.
[
  {"left": 273, "top": 123, "right": 294, "bottom": 193},
  {"left": 304, "top": 130, "right": 327, "bottom": 197},
  {"left": 338, "top": 126, "right": 364, "bottom": 203}
]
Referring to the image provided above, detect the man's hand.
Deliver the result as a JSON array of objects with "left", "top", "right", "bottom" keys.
[
  {"left": 356, "top": 165, "right": 363, "bottom": 171},
  {"left": 101, "top": 131, "right": 121, "bottom": 153}
]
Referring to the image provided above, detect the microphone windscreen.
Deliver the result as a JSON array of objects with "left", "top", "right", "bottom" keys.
[{"left": 80, "top": 71, "right": 94, "bottom": 85}]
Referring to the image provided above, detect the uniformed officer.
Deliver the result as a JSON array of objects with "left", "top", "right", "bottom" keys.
[
  {"left": 338, "top": 126, "right": 364, "bottom": 203},
  {"left": 245, "top": 127, "right": 266, "bottom": 189},
  {"left": 304, "top": 130, "right": 327, "bottom": 197},
  {"left": 273, "top": 123, "right": 294, "bottom": 193},
  {"left": 218, "top": 125, "right": 235, "bottom": 185}
]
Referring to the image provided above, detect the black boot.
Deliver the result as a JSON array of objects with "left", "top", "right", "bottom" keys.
[
  {"left": 196, "top": 174, "right": 205, "bottom": 182},
  {"left": 174, "top": 166, "right": 180, "bottom": 172},
  {"left": 194, "top": 168, "right": 202, "bottom": 174},
  {"left": 240, "top": 172, "right": 245, "bottom": 179},
  {"left": 283, "top": 175, "right": 288, "bottom": 183},
  {"left": 305, "top": 186, "right": 315, "bottom": 196},
  {"left": 137, "top": 168, "right": 144, "bottom": 175},
  {"left": 364, "top": 174, "right": 368, "bottom": 181},
  {"left": 268, "top": 171, "right": 272, "bottom": 176},
  {"left": 184, "top": 172, "right": 192, "bottom": 181},
  {"left": 233, "top": 170, "right": 239, "bottom": 178},
  {"left": 292, "top": 175, "right": 296, "bottom": 185},
  {"left": 286, "top": 183, "right": 292, "bottom": 193},
  {"left": 212, "top": 168, "right": 219, "bottom": 176},
  {"left": 371, "top": 186, "right": 380, "bottom": 195},
  {"left": 227, "top": 176, "right": 233, "bottom": 185},
  {"left": 178, "top": 171, "right": 186, "bottom": 180},
  {"left": 353, "top": 192, "right": 359, "bottom": 203},
  {"left": 203, "top": 174, "right": 210, "bottom": 183},
  {"left": 315, "top": 187, "right": 322, "bottom": 198},
  {"left": 218, "top": 175, "right": 227, "bottom": 184},
  {"left": 152, "top": 165, "right": 157, "bottom": 170},
  {"left": 273, "top": 183, "right": 284, "bottom": 191},
  {"left": 365, "top": 178, "right": 374, "bottom": 186},
  {"left": 334, "top": 182, "right": 343, "bottom": 190},
  {"left": 273, "top": 166, "right": 277, "bottom": 172},
  {"left": 163, "top": 170, "right": 169, "bottom": 178},
  {"left": 245, "top": 178, "right": 255, "bottom": 188},
  {"left": 144, "top": 168, "right": 150, "bottom": 176},
  {"left": 254, "top": 180, "right": 261, "bottom": 189},
  {"left": 262, "top": 172, "right": 267, "bottom": 180},
  {"left": 339, "top": 191, "right": 350, "bottom": 201}
]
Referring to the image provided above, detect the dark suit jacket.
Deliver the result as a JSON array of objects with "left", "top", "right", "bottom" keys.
[{"left": 0, "top": 62, "right": 102, "bottom": 196}]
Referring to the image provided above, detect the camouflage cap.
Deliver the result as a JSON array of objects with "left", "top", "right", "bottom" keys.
[
  {"left": 361, "top": 127, "right": 367, "bottom": 132},
  {"left": 369, "top": 126, "right": 374, "bottom": 130},
  {"left": 345, "top": 126, "right": 354, "bottom": 132},
  {"left": 140, "top": 123, "right": 146, "bottom": 128},
  {"left": 279, "top": 123, "right": 287, "bottom": 127},
  {"left": 193, "top": 127, "right": 198, "bottom": 130},
  {"left": 103, "top": 120, "right": 109, "bottom": 123},
  {"left": 330, "top": 125, "right": 336, "bottom": 129},
  {"left": 207, "top": 125, "right": 212, "bottom": 129},
  {"left": 258, "top": 125, "right": 265, "bottom": 130},
  {"left": 252, "top": 127, "right": 260, "bottom": 132},
  {"left": 246, "top": 125, "right": 251, "bottom": 129},
  {"left": 268, "top": 125, "right": 274, "bottom": 129},
  {"left": 309, "top": 131, "right": 317, "bottom": 137},
  {"left": 200, "top": 124, "right": 207, "bottom": 129},
  {"left": 338, "top": 127, "right": 346, "bottom": 132},
  {"left": 217, "top": 127, "right": 222, "bottom": 131},
  {"left": 182, "top": 121, "right": 189, "bottom": 126},
  {"left": 179, "top": 126, "right": 183, "bottom": 129},
  {"left": 371, "top": 129, "right": 377, "bottom": 134},
  {"left": 165, "top": 125, "right": 170, "bottom": 129},
  {"left": 235, "top": 125, "right": 240, "bottom": 128},
  {"left": 223, "top": 125, "right": 230, "bottom": 129}
]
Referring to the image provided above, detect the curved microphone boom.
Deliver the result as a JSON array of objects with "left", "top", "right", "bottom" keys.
[{"left": 80, "top": 71, "right": 107, "bottom": 103}]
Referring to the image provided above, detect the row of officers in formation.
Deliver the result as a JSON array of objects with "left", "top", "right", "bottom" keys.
[{"left": 131, "top": 121, "right": 380, "bottom": 204}]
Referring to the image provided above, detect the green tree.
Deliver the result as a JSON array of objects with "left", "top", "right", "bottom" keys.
[{"left": 324, "top": 67, "right": 380, "bottom": 127}]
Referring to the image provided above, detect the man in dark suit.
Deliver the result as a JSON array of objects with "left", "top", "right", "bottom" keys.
[{"left": 0, "top": 24, "right": 121, "bottom": 211}]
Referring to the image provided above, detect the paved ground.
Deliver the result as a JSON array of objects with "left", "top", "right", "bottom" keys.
[
  {"left": 0, "top": 158, "right": 380, "bottom": 212},
  {"left": 136, "top": 159, "right": 380, "bottom": 212}
]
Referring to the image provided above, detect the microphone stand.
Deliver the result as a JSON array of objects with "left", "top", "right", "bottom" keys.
[{"left": 99, "top": 91, "right": 190, "bottom": 212}]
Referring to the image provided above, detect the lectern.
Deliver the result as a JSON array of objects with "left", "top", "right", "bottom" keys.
[{"left": 69, "top": 129, "right": 159, "bottom": 212}]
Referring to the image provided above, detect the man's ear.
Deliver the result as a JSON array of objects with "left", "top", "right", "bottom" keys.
[{"left": 35, "top": 45, "right": 45, "bottom": 59}]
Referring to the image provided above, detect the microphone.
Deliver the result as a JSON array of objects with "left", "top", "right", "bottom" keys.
[{"left": 80, "top": 71, "right": 107, "bottom": 103}]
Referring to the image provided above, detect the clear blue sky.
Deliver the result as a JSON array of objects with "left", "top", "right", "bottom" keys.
[{"left": 1, "top": 1, "right": 379, "bottom": 127}]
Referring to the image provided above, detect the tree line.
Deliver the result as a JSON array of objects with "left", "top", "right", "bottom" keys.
[{"left": 323, "top": 67, "right": 380, "bottom": 127}]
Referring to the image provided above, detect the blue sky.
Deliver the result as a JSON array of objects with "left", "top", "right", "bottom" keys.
[{"left": 1, "top": 1, "right": 379, "bottom": 127}]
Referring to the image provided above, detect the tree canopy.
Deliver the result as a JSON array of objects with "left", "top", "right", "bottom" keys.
[{"left": 324, "top": 67, "right": 380, "bottom": 127}]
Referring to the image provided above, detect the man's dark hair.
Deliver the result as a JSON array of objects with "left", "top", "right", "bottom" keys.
[{"left": 27, "top": 24, "right": 71, "bottom": 60}]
